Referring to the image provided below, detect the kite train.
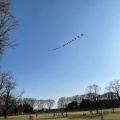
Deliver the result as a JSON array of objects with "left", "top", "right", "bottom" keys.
[{"left": 49, "top": 34, "right": 85, "bottom": 51}]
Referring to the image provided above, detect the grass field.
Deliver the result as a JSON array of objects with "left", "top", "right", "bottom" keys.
[{"left": 0, "top": 108, "right": 120, "bottom": 120}]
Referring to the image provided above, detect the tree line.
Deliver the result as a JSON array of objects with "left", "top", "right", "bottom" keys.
[
  {"left": 0, "top": 96, "right": 55, "bottom": 115},
  {"left": 1, "top": 79, "right": 120, "bottom": 118},
  {"left": 57, "top": 81, "right": 120, "bottom": 113}
]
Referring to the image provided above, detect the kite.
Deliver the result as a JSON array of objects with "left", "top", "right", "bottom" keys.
[{"left": 49, "top": 34, "right": 86, "bottom": 51}]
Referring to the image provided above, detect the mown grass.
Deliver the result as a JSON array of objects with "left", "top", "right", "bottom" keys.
[{"left": 0, "top": 108, "right": 120, "bottom": 120}]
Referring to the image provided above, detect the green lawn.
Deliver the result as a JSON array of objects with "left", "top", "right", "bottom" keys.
[{"left": 0, "top": 108, "right": 120, "bottom": 120}]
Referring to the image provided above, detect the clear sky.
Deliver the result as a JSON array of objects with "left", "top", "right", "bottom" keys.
[{"left": 1, "top": 0, "right": 120, "bottom": 104}]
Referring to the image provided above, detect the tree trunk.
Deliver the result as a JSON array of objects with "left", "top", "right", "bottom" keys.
[
  {"left": 4, "top": 108, "right": 8, "bottom": 119},
  {"left": 4, "top": 114, "right": 7, "bottom": 119},
  {"left": 95, "top": 101, "right": 98, "bottom": 114},
  {"left": 66, "top": 112, "right": 68, "bottom": 117},
  {"left": 96, "top": 109, "right": 98, "bottom": 114}
]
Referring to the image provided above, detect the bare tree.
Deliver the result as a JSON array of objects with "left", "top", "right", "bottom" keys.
[
  {"left": 45, "top": 99, "right": 55, "bottom": 110},
  {"left": 106, "top": 80, "right": 120, "bottom": 113},
  {"left": 57, "top": 97, "right": 68, "bottom": 109},
  {"left": 23, "top": 98, "right": 37, "bottom": 113},
  {"left": 86, "top": 84, "right": 101, "bottom": 101},
  {"left": 102, "top": 92, "right": 117, "bottom": 100},
  {"left": 29, "top": 98, "right": 37, "bottom": 111},
  {"left": 106, "top": 80, "right": 120, "bottom": 101},
  {"left": 36, "top": 100, "right": 45, "bottom": 110},
  {"left": 71, "top": 95, "right": 83, "bottom": 103},
  {"left": 102, "top": 91, "right": 117, "bottom": 113},
  {"left": 66, "top": 97, "right": 73, "bottom": 104},
  {"left": 86, "top": 84, "right": 101, "bottom": 113},
  {"left": 23, "top": 98, "right": 31, "bottom": 104},
  {"left": 0, "top": 72, "right": 24, "bottom": 118},
  {"left": 16, "top": 98, "right": 24, "bottom": 114},
  {"left": 0, "top": 0, "right": 18, "bottom": 56},
  {"left": 0, "top": 72, "right": 13, "bottom": 95}
]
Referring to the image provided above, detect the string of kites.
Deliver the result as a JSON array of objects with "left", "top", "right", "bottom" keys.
[{"left": 49, "top": 34, "right": 86, "bottom": 51}]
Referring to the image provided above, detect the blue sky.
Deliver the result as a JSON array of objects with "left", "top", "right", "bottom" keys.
[{"left": 1, "top": 0, "right": 120, "bottom": 104}]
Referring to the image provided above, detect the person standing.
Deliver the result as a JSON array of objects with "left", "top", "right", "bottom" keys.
[
  {"left": 101, "top": 111, "right": 104, "bottom": 120},
  {"left": 53, "top": 113, "right": 55, "bottom": 118},
  {"left": 62, "top": 112, "right": 63, "bottom": 117}
]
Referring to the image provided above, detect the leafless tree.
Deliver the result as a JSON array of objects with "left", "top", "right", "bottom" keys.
[
  {"left": 71, "top": 95, "right": 83, "bottom": 103},
  {"left": 36, "top": 100, "right": 45, "bottom": 110},
  {"left": 102, "top": 92, "right": 117, "bottom": 100},
  {"left": 0, "top": 72, "right": 24, "bottom": 118},
  {"left": 0, "top": 72, "right": 13, "bottom": 95},
  {"left": 16, "top": 98, "right": 23, "bottom": 105},
  {"left": 45, "top": 99, "right": 55, "bottom": 110},
  {"left": 102, "top": 92, "right": 117, "bottom": 113},
  {"left": 86, "top": 84, "right": 101, "bottom": 101},
  {"left": 106, "top": 80, "right": 120, "bottom": 101},
  {"left": 106, "top": 80, "right": 120, "bottom": 112},
  {"left": 86, "top": 84, "right": 101, "bottom": 113},
  {"left": 66, "top": 97, "right": 73, "bottom": 104},
  {"left": 23, "top": 98, "right": 31, "bottom": 104},
  {"left": 57, "top": 97, "right": 69, "bottom": 109},
  {"left": 23, "top": 98, "right": 37, "bottom": 113},
  {"left": 29, "top": 98, "right": 37, "bottom": 110},
  {"left": 0, "top": 0, "right": 18, "bottom": 57}
]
